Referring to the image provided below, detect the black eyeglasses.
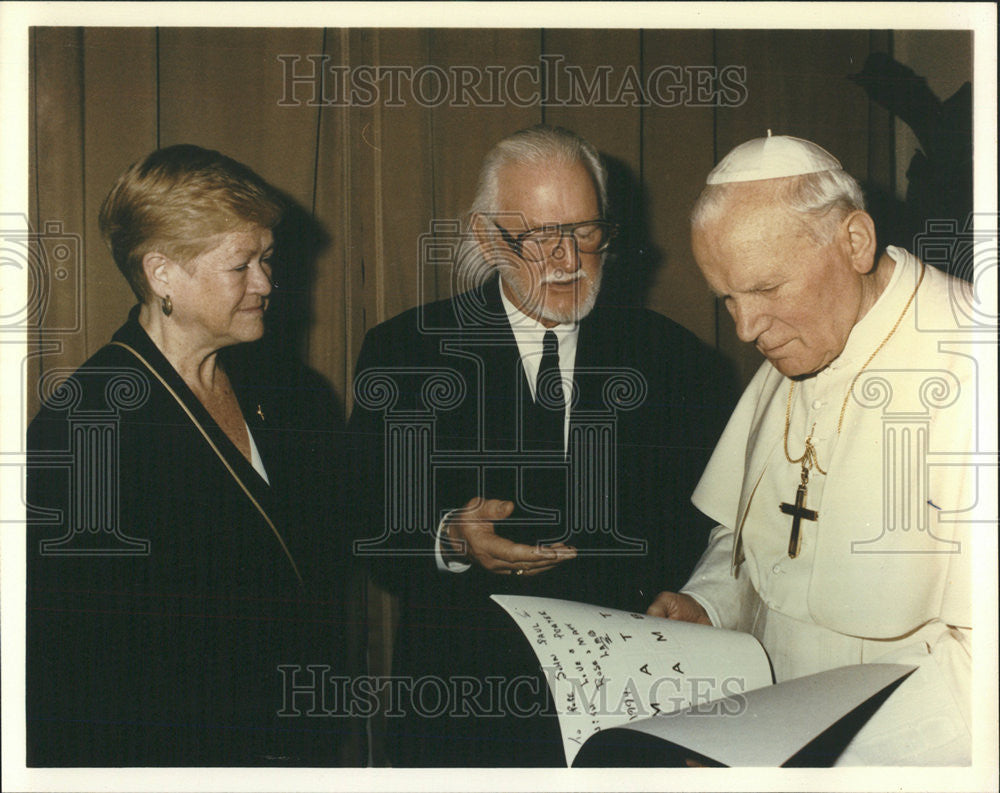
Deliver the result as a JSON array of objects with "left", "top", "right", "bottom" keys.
[{"left": 493, "top": 219, "right": 618, "bottom": 261}]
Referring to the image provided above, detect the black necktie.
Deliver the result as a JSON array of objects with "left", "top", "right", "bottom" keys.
[
  {"left": 519, "top": 331, "right": 568, "bottom": 565},
  {"left": 525, "top": 330, "right": 565, "bottom": 454}
]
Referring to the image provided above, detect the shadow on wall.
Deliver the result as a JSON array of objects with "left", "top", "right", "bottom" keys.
[
  {"left": 849, "top": 53, "right": 974, "bottom": 282},
  {"left": 598, "top": 154, "right": 665, "bottom": 312},
  {"left": 225, "top": 194, "right": 368, "bottom": 765}
]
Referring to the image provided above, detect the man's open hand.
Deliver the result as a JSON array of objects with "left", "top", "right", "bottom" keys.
[{"left": 444, "top": 497, "right": 576, "bottom": 575}]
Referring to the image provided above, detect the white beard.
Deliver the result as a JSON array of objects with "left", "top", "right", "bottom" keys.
[{"left": 502, "top": 265, "right": 603, "bottom": 326}]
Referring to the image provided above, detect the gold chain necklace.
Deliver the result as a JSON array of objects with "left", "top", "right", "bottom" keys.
[{"left": 780, "top": 260, "right": 926, "bottom": 558}]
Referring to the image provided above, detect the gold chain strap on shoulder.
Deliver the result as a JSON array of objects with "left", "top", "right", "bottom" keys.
[{"left": 110, "top": 340, "right": 304, "bottom": 586}]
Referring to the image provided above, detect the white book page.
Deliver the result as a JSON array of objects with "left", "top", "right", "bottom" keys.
[
  {"left": 491, "top": 594, "right": 773, "bottom": 766},
  {"left": 614, "top": 663, "right": 916, "bottom": 767}
]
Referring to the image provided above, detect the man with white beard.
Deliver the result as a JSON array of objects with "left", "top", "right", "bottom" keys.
[{"left": 349, "top": 124, "right": 732, "bottom": 765}]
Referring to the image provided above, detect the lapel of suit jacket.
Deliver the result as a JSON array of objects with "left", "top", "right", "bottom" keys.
[
  {"left": 457, "top": 277, "right": 534, "bottom": 452},
  {"left": 572, "top": 304, "right": 605, "bottom": 427},
  {"left": 109, "top": 312, "right": 302, "bottom": 585}
]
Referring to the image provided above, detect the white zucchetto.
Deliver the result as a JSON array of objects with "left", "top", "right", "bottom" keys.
[{"left": 706, "top": 132, "right": 843, "bottom": 185}]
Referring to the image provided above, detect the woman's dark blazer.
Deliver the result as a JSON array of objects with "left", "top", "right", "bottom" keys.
[{"left": 26, "top": 308, "right": 350, "bottom": 766}]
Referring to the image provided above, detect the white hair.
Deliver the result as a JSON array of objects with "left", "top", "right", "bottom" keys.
[
  {"left": 469, "top": 124, "right": 608, "bottom": 217},
  {"left": 691, "top": 168, "right": 866, "bottom": 243},
  {"left": 453, "top": 125, "right": 609, "bottom": 288}
]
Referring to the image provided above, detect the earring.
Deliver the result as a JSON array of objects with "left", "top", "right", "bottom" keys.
[{"left": 161, "top": 295, "right": 173, "bottom": 316}]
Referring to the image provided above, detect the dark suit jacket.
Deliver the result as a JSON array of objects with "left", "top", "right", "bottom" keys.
[
  {"left": 347, "top": 278, "right": 734, "bottom": 766},
  {"left": 26, "top": 309, "right": 351, "bottom": 766}
]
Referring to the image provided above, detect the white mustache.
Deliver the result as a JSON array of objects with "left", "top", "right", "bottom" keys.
[{"left": 542, "top": 271, "right": 586, "bottom": 285}]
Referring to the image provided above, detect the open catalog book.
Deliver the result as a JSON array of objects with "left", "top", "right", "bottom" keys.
[{"left": 491, "top": 594, "right": 915, "bottom": 767}]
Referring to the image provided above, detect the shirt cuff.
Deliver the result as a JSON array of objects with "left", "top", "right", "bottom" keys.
[{"left": 434, "top": 510, "right": 472, "bottom": 573}]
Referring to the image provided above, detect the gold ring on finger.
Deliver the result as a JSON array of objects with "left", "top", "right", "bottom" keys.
[{"left": 514, "top": 567, "right": 524, "bottom": 576}]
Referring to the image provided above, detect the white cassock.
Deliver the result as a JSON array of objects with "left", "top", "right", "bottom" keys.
[{"left": 682, "top": 247, "right": 982, "bottom": 765}]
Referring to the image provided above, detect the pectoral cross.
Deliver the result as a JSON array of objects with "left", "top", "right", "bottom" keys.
[{"left": 780, "top": 466, "right": 818, "bottom": 558}]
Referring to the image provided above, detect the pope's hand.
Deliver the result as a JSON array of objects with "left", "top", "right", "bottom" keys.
[
  {"left": 443, "top": 497, "right": 576, "bottom": 575},
  {"left": 646, "top": 591, "right": 712, "bottom": 624}
]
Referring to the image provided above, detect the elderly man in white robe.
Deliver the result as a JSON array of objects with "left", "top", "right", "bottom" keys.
[{"left": 648, "top": 134, "right": 975, "bottom": 765}]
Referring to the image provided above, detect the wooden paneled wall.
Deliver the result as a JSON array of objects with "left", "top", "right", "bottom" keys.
[
  {"left": 29, "top": 28, "right": 898, "bottom": 408},
  {"left": 29, "top": 27, "right": 904, "bottom": 764}
]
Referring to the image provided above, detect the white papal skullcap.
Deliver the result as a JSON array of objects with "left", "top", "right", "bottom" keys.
[{"left": 706, "top": 131, "right": 843, "bottom": 185}]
